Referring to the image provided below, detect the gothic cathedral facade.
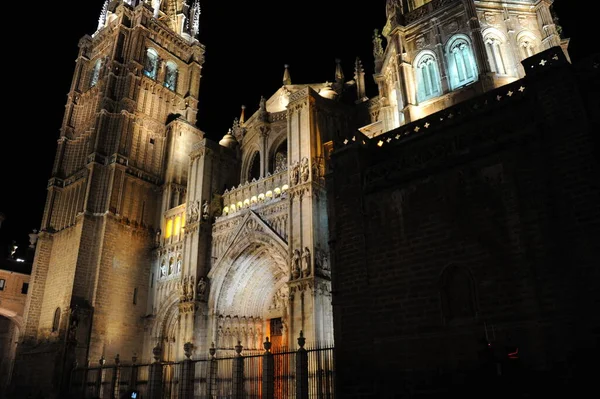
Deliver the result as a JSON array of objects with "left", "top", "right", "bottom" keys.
[{"left": 10, "top": 0, "right": 567, "bottom": 395}]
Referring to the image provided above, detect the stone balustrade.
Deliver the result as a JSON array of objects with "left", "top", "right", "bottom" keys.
[{"left": 219, "top": 169, "right": 289, "bottom": 217}]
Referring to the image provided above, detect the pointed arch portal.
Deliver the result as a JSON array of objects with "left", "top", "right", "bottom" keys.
[{"left": 208, "top": 212, "right": 289, "bottom": 350}]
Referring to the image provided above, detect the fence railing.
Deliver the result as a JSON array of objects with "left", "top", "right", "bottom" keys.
[{"left": 69, "top": 332, "right": 334, "bottom": 399}]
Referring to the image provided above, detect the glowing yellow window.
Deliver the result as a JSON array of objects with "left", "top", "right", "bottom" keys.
[
  {"left": 165, "top": 219, "right": 173, "bottom": 239},
  {"left": 174, "top": 216, "right": 181, "bottom": 236}
]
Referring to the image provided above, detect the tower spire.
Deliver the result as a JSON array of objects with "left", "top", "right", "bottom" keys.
[
  {"left": 354, "top": 57, "right": 367, "bottom": 103},
  {"left": 333, "top": 58, "right": 345, "bottom": 94},
  {"left": 283, "top": 64, "right": 292, "bottom": 85},
  {"left": 190, "top": 0, "right": 201, "bottom": 38},
  {"left": 240, "top": 105, "right": 246, "bottom": 125},
  {"left": 96, "top": 0, "right": 109, "bottom": 33}
]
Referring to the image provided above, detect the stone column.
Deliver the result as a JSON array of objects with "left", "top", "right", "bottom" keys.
[
  {"left": 295, "top": 332, "right": 309, "bottom": 399},
  {"left": 262, "top": 338, "right": 274, "bottom": 399},
  {"left": 178, "top": 342, "right": 195, "bottom": 399},
  {"left": 461, "top": 0, "right": 494, "bottom": 89}
]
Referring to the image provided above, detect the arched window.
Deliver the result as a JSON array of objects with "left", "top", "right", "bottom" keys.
[
  {"left": 440, "top": 265, "right": 477, "bottom": 323},
  {"left": 248, "top": 151, "right": 261, "bottom": 181},
  {"left": 414, "top": 51, "right": 442, "bottom": 103},
  {"left": 446, "top": 35, "right": 478, "bottom": 90},
  {"left": 90, "top": 59, "right": 102, "bottom": 88},
  {"left": 164, "top": 61, "right": 178, "bottom": 91},
  {"left": 272, "top": 140, "right": 287, "bottom": 173},
  {"left": 144, "top": 48, "right": 159, "bottom": 79},
  {"left": 52, "top": 307, "right": 61, "bottom": 332},
  {"left": 517, "top": 32, "right": 538, "bottom": 60},
  {"left": 484, "top": 33, "right": 508, "bottom": 75}
]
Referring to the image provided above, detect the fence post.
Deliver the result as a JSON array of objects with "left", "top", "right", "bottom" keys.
[
  {"left": 130, "top": 354, "right": 139, "bottom": 392},
  {"left": 148, "top": 345, "right": 164, "bottom": 399},
  {"left": 97, "top": 356, "right": 106, "bottom": 398},
  {"left": 81, "top": 359, "right": 90, "bottom": 399},
  {"left": 296, "top": 331, "right": 309, "bottom": 399},
  {"left": 206, "top": 342, "right": 218, "bottom": 398},
  {"left": 179, "top": 342, "right": 196, "bottom": 399},
  {"left": 232, "top": 341, "right": 244, "bottom": 399},
  {"left": 111, "top": 354, "right": 121, "bottom": 399},
  {"left": 262, "top": 337, "right": 275, "bottom": 399}
]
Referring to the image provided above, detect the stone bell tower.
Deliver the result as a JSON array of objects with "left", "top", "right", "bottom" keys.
[{"left": 10, "top": 0, "right": 205, "bottom": 396}]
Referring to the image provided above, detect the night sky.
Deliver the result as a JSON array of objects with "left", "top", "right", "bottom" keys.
[{"left": 0, "top": 1, "right": 592, "bottom": 253}]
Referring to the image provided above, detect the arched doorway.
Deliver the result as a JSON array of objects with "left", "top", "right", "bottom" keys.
[
  {"left": 208, "top": 213, "right": 289, "bottom": 355},
  {"left": 0, "top": 310, "right": 22, "bottom": 392}
]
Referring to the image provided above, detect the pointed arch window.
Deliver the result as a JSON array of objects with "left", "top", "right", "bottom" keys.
[
  {"left": 446, "top": 35, "right": 478, "bottom": 90},
  {"left": 414, "top": 51, "right": 442, "bottom": 103},
  {"left": 144, "top": 48, "right": 159, "bottom": 79},
  {"left": 90, "top": 59, "right": 102, "bottom": 88},
  {"left": 164, "top": 61, "right": 178, "bottom": 91}
]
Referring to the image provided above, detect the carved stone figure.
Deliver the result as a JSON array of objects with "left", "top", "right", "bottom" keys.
[
  {"left": 182, "top": 276, "right": 188, "bottom": 300},
  {"left": 176, "top": 258, "right": 182, "bottom": 274},
  {"left": 155, "top": 229, "right": 161, "bottom": 247},
  {"left": 202, "top": 200, "right": 210, "bottom": 221},
  {"left": 292, "top": 249, "right": 301, "bottom": 279},
  {"left": 160, "top": 261, "right": 167, "bottom": 278},
  {"left": 373, "top": 29, "right": 384, "bottom": 59},
  {"left": 188, "top": 276, "right": 195, "bottom": 301},
  {"left": 290, "top": 161, "right": 300, "bottom": 186},
  {"left": 197, "top": 276, "right": 208, "bottom": 300},
  {"left": 189, "top": 200, "right": 199, "bottom": 223},
  {"left": 301, "top": 157, "right": 310, "bottom": 183},
  {"left": 302, "top": 247, "right": 311, "bottom": 278}
]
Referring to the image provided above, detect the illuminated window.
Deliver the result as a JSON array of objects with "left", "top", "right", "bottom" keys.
[
  {"left": 164, "top": 61, "right": 178, "bottom": 91},
  {"left": 174, "top": 216, "right": 181, "bottom": 237},
  {"left": 52, "top": 308, "right": 61, "bottom": 332},
  {"left": 144, "top": 48, "right": 159, "bottom": 79},
  {"left": 484, "top": 34, "right": 508, "bottom": 75},
  {"left": 90, "top": 59, "right": 102, "bottom": 87},
  {"left": 414, "top": 51, "right": 442, "bottom": 102},
  {"left": 165, "top": 219, "right": 173, "bottom": 239},
  {"left": 446, "top": 35, "right": 478, "bottom": 90},
  {"left": 517, "top": 33, "right": 538, "bottom": 61}
]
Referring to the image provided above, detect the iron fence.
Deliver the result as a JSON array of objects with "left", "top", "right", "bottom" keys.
[{"left": 69, "top": 346, "right": 334, "bottom": 399}]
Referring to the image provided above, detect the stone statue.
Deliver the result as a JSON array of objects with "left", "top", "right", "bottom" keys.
[
  {"left": 302, "top": 247, "right": 311, "bottom": 277},
  {"left": 290, "top": 161, "right": 299, "bottom": 186},
  {"left": 160, "top": 261, "right": 167, "bottom": 277},
  {"left": 301, "top": 158, "right": 310, "bottom": 183},
  {"left": 155, "top": 229, "right": 161, "bottom": 247},
  {"left": 176, "top": 258, "right": 182, "bottom": 274},
  {"left": 292, "top": 249, "right": 301, "bottom": 279},
  {"left": 189, "top": 201, "right": 199, "bottom": 223},
  {"left": 202, "top": 200, "right": 210, "bottom": 221},
  {"left": 373, "top": 29, "right": 384, "bottom": 59},
  {"left": 188, "top": 276, "right": 195, "bottom": 301},
  {"left": 182, "top": 276, "right": 188, "bottom": 300},
  {"left": 322, "top": 253, "right": 330, "bottom": 272},
  {"left": 197, "top": 276, "right": 207, "bottom": 300}
]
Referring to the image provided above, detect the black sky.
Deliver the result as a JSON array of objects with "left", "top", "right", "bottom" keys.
[{"left": 0, "top": 0, "right": 592, "bottom": 252}]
